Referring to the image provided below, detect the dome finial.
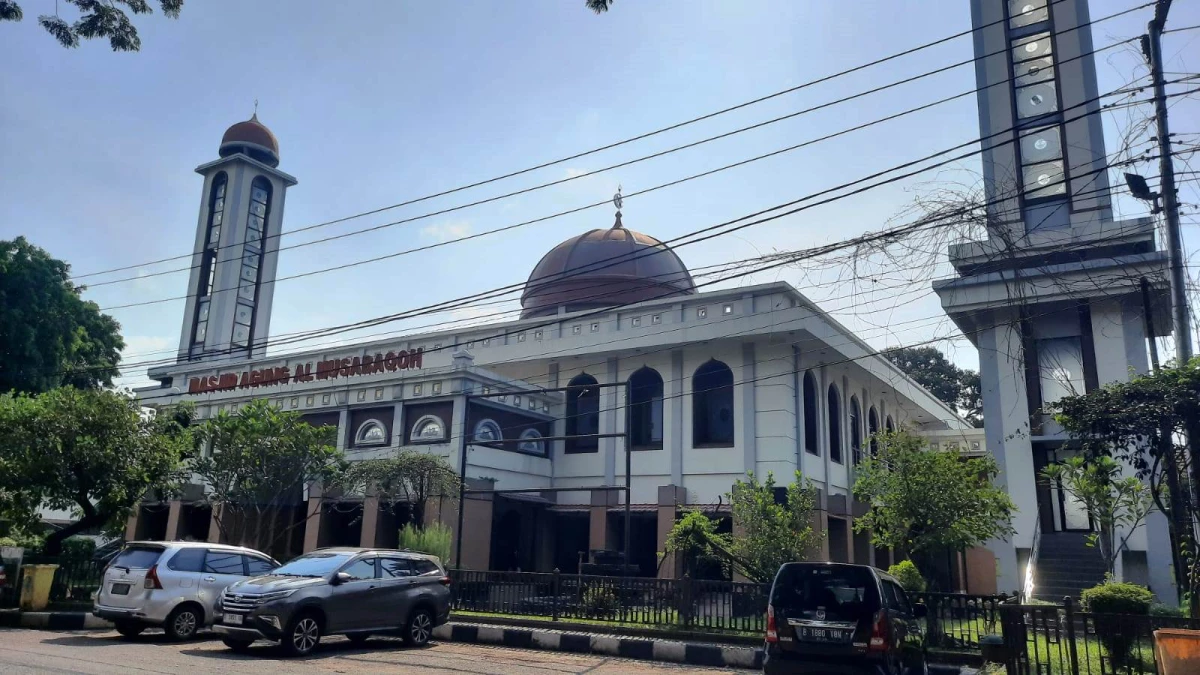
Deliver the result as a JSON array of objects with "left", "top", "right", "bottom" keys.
[
  {"left": 251, "top": 99, "right": 259, "bottom": 122},
  {"left": 612, "top": 185, "right": 624, "bottom": 229}
]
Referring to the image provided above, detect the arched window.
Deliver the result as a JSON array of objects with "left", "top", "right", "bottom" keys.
[
  {"left": 232, "top": 177, "right": 272, "bottom": 351},
  {"left": 828, "top": 385, "right": 843, "bottom": 464},
  {"left": 868, "top": 407, "right": 880, "bottom": 456},
  {"left": 628, "top": 367, "right": 664, "bottom": 449},
  {"left": 411, "top": 414, "right": 447, "bottom": 443},
  {"left": 693, "top": 359, "right": 734, "bottom": 447},
  {"left": 190, "top": 172, "right": 227, "bottom": 359},
  {"left": 885, "top": 415, "right": 895, "bottom": 434},
  {"left": 565, "top": 373, "right": 600, "bottom": 453},
  {"left": 473, "top": 419, "right": 502, "bottom": 443},
  {"left": 850, "top": 397, "right": 862, "bottom": 465},
  {"left": 518, "top": 428, "right": 545, "bottom": 455},
  {"left": 803, "top": 372, "right": 819, "bottom": 455},
  {"left": 355, "top": 420, "right": 387, "bottom": 446}
]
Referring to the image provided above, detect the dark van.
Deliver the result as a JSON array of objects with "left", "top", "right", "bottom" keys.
[{"left": 763, "top": 562, "right": 927, "bottom": 675}]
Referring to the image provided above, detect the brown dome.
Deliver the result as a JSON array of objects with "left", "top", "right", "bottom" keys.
[
  {"left": 520, "top": 219, "right": 695, "bottom": 319},
  {"left": 219, "top": 114, "right": 280, "bottom": 167}
]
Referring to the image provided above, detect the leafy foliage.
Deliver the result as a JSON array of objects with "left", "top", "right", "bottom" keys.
[
  {"left": 0, "top": 238, "right": 124, "bottom": 394},
  {"left": 888, "top": 560, "right": 927, "bottom": 592},
  {"left": 1042, "top": 456, "right": 1158, "bottom": 578},
  {"left": 191, "top": 400, "right": 343, "bottom": 559},
  {"left": 398, "top": 523, "right": 452, "bottom": 563},
  {"left": 0, "top": 0, "right": 181, "bottom": 51},
  {"left": 340, "top": 451, "right": 460, "bottom": 528},
  {"left": 853, "top": 430, "right": 1015, "bottom": 564},
  {"left": 1082, "top": 581, "right": 1155, "bottom": 662},
  {"left": 586, "top": 0, "right": 613, "bottom": 13},
  {"left": 0, "top": 387, "right": 191, "bottom": 555},
  {"left": 664, "top": 471, "right": 821, "bottom": 583},
  {"left": 884, "top": 346, "right": 983, "bottom": 427},
  {"left": 1050, "top": 359, "right": 1200, "bottom": 612},
  {"left": 662, "top": 509, "right": 725, "bottom": 578}
]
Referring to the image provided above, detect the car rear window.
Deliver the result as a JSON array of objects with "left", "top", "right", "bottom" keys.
[
  {"left": 771, "top": 565, "right": 881, "bottom": 620},
  {"left": 111, "top": 546, "right": 164, "bottom": 570}
]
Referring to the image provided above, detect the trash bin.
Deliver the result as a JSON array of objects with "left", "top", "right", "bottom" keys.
[
  {"left": 18, "top": 564, "right": 59, "bottom": 611},
  {"left": 1154, "top": 628, "right": 1200, "bottom": 675},
  {"left": 980, "top": 633, "right": 1008, "bottom": 664}
]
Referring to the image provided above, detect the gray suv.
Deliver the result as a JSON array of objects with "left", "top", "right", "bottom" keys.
[{"left": 213, "top": 547, "right": 451, "bottom": 656}]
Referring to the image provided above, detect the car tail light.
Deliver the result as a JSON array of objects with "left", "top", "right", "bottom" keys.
[
  {"left": 144, "top": 564, "right": 163, "bottom": 590},
  {"left": 439, "top": 575, "right": 452, "bottom": 586},
  {"left": 868, "top": 609, "right": 889, "bottom": 651},
  {"left": 766, "top": 604, "right": 778, "bottom": 643}
]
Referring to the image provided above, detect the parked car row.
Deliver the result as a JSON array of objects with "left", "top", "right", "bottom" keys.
[{"left": 93, "top": 542, "right": 451, "bottom": 657}]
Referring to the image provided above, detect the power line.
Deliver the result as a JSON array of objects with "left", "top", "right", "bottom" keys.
[
  {"left": 69, "top": 0, "right": 1092, "bottom": 282},
  {"left": 95, "top": 74, "right": 1169, "bottom": 315},
  {"left": 75, "top": 2, "right": 1156, "bottom": 289}
]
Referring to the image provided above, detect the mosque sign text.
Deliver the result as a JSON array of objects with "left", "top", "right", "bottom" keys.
[{"left": 187, "top": 347, "right": 424, "bottom": 394}]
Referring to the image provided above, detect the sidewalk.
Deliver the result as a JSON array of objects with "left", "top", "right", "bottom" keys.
[{"left": 0, "top": 608, "right": 977, "bottom": 673}]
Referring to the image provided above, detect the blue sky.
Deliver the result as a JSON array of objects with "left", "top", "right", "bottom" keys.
[{"left": 1, "top": 0, "right": 1196, "bottom": 387}]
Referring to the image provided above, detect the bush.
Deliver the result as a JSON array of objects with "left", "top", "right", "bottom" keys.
[
  {"left": 583, "top": 585, "right": 619, "bottom": 617},
  {"left": 1149, "top": 603, "right": 1185, "bottom": 618},
  {"left": 1080, "top": 581, "right": 1154, "bottom": 615},
  {"left": 398, "top": 523, "right": 452, "bottom": 564},
  {"left": 1081, "top": 581, "right": 1154, "bottom": 664},
  {"left": 888, "top": 560, "right": 927, "bottom": 593},
  {"left": 60, "top": 537, "right": 96, "bottom": 561},
  {"left": 0, "top": 530, "right": 45, "bottom": 553}
]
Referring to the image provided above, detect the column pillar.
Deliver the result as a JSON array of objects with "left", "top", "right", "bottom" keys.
[
  {"left": 441, "top": 477, "right": 494, "bottom": 569},
  {"left": 809, "top": 488, "right": 830, "bottom": 560},
  {"left": 302, "top": 497, "right": 325, "bottom": 553},
  {"left": 207, "top": 504, "right": 223, "bottom": 544},
  {"left": 360, "top": 495, "right": 380, "bottom": 548},
  {"left": 589, "top": 488, "right": 618, "bottom": 552},
  {"left": 656, "top": 485, "right": 686, "bottom": 579},
  {"left": 163, "top": 500, "right": 183, "bottom": 541},
  {"left": 123, "top": 509, "right": 140, "bottom": 541}
]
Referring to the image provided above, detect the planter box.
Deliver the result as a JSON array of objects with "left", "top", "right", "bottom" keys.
[{"left": 1154, "top": 628, "right": 1200, "bottom": 675}]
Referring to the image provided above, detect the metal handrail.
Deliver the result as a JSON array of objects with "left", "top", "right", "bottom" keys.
[{"left": 1022, "top": 506, "right": 1042, "bottom": 602}]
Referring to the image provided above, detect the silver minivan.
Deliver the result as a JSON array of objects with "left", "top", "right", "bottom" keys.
[{"left": 93, "top": 541, "right": 277, "bottom": 640}]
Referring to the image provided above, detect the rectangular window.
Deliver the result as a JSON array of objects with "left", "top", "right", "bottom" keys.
[
  {"left": 1037, "top": 337, "right": 1085, "bottom": 405},
  {"left": 203, "top": 550, "right": 244, "bottom": 575},
  {"left": 1008, "top": 0, "right": 1048, "bottom": 28},
  {"left": 1012, "top": 32, "right": 1052, "bottom": 62}
]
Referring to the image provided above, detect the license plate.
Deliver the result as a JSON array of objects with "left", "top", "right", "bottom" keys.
[
  {"left": 111, "top": 583, "right": 130, "bottom": 596},
  {"left": 224, "top": 614, "right": 243, "bottom": 625},
  {"left": 799, "top": 626, "right": 850, "bottom": 642}
]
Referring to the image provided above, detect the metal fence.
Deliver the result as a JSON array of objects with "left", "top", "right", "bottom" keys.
[
  {"left": 450, "top": 570, "right": 769, "bottom": 634},
  {"left": 0, "top": 555, "right": 106, "bottom": 609},
  {"left": 915, "top": 592, "right": 1011, "bottom": 652},
  {"left": 998, "top": 600, "right": 1200, "bottom": 675}
]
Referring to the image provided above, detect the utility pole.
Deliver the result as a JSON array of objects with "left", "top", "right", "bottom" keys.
[{"left": 1144, "top": 0, "right": 1192, "bottom": 363}]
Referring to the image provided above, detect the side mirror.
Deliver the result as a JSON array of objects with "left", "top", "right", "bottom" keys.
[
  {"left": 912, "top": 602, "right": 928, "bottom": 618},
  {"left": 333, "top": 572, "right": 352, "bottom": 585}
]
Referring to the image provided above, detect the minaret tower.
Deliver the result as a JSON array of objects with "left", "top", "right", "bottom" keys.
[{"left": 176, "top": 113, "right": 297, "bottom": 362}]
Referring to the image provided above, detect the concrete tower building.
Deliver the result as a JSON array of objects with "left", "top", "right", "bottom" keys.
[
  {"left": 176, "top": 115, "right": 296, "bottom": 363},
  {"left": 935, "top": 0, "right": 1174, "bottom": 599}
]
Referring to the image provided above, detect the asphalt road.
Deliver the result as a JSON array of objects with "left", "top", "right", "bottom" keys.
[{"left": 0, "top": 629, "right": 752, "bottom": 674}]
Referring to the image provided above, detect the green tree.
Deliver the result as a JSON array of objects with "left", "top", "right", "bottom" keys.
[
  {"left": 0, "top": 387, "right": 191, "bottom": 555},
  {"left": 853, "top": 429, "right": 1015, "bottom": 581},
  {"left": 191, "top": 400, "right": 344, "bottom": 558},
  {"left": 586, "top": 0, "right": 613, "bottom": 13},
  {"left": 340, "top": 450, "right": 461, "bottom": 528},
  {"left": 663, "top": 471, "right": 821, "bottom": 583},
  {"left": 0, "top": 237, "right": 124, "bottom": 395},
  {"left": 1050, "top": 359, "right": 1200, "bottom": 612},
  {"left": 884, "top": 346, "right": 983, "bottom": 427},
  {"left": 1042, "top": 457, "right": 1158, "bottom": 580},
  {"left": 661, "top": 509, "right": 725, "bottom": 579},
  {"left": 0, "top": 0, "right": 181, "bottom": 51}
]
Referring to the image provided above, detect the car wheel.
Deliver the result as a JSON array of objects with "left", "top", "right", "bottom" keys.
[
  {"left": 347, "top": 633, "right": 370, "bottom": 646},
  {"left": 222, "top": 638, "right": 254, "bottom": 653},
  {"left": 114, "top": 621, "right": 144, "bottom": 638},
  {"left": 164, "top": 606, "right": 201, "bottom": 641},
  {"left": 403, "top": 607, "right": 433, "bottom": 647},
  {"left": 281, "top": 612, "right": 322, "bottom": 657}
]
